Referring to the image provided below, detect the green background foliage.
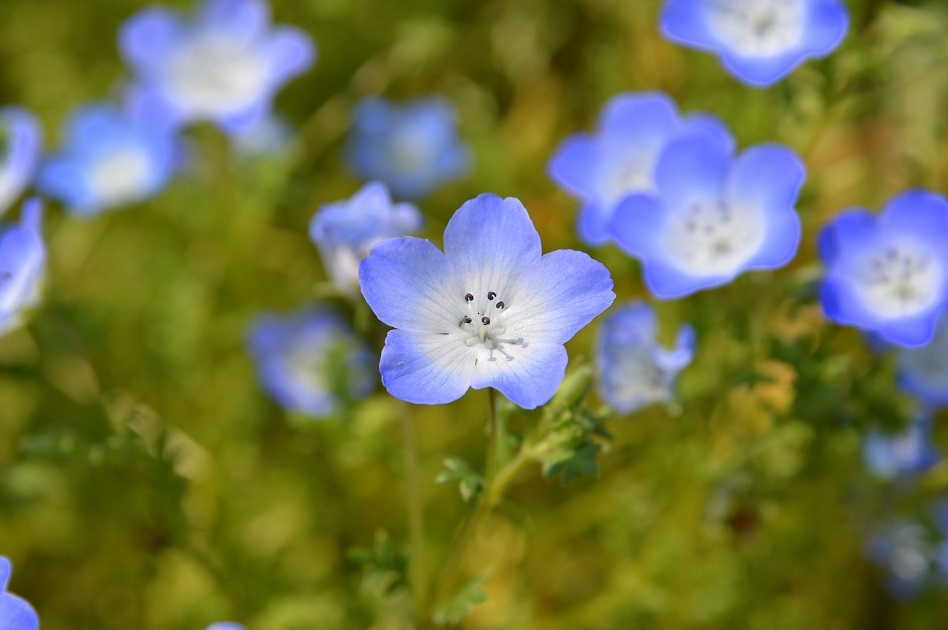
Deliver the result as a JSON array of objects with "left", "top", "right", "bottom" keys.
[{"left": 1, "top": 0, "right": 947, "bottom": 627}]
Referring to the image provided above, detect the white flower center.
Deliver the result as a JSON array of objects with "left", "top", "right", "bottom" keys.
[
  {"left": 456, "top": 290, "right": 526, "bottom": 362},
  {"left": 607, "top": 348, "right": 670, "bottom": 406},
  {"left": 855, "top": 245, "right": 943, "bottom": 319},
  {"left": 285, "top": 344, "right": 330, "bottom": 392},
  {"left": 664, "top": 199, "right": 765, "bottom": 276},
  {"left": 604, "top": 155, "right": 653, "bottom": 206},
  {"left": 88, "top": 147, "right": 152, "bottom": 207},
  {"left": 704, "top": 0, "right": 805, "bottom": 57},
  {"left": 165, "top": 33, "right": 268, "bottom": 115},
  {"left": 387, "top": 127, "right": 436, "bottom": 174}
]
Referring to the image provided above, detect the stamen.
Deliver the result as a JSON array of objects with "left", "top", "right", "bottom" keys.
[
  {"left": 465, "top": 293, "right": 474, "bottom": 302},
  {"left": 487, "top": 291, "right": 497, "bottom": 300},
  {"left": 481, "top": 316, "right": 491, "bottom": 325},
  {"left": 496, "top": 301, "right": 505, "bottom": 309},
  {"left": 462, "top": 316, "right": 472, "bottom": 324}
]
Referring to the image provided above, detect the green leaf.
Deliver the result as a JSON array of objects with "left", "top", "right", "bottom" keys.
[
  {"left": 432, "top": 574, "right": 488, "bottom": 626},
  {"left": 435, "top": 457, "right": 484, "bottom": 502}
]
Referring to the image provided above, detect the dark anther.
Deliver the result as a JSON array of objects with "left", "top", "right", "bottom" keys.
[
  {"left": 462, "top": 316, "right": 472, "bottom": 324},
  {"left": 487, "top": 291, "right": 497, "bottom": 300},
  {"left": 481, "top": 316, "right": 491, "bottom": 325},
  {"left": 465, "top": 293, "right": 474, "bottom": 302},
  {"left": 496, "top": 301, "right": 505, "bottom": 309}
]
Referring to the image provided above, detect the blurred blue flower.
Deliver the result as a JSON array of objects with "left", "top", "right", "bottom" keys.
[
  {"left": 819, "top": 190, "right": 948, "bottom": 348},
  {"left": 610, "top": 135, "right": 804, "bottom": 299},
  {"left": 548, "top": 91, "right": 733, "bottom": 246},
  {"left": 899, "top": 312, "right": 948, "bottom": 408},
  {"left": 0, "top": 200, "right": 45, "bottom": 337},
  {"left": 119, "top": 0, "right": 315, "bottom": 134},
  {"left": 660, "top": 0, "right": 849, "bottom": 87},
  {"left": 0, "top": 556, "right": 39, "bottom": 630},
  {"left": 863, "top": 417, "right": 939, "bottom": 481},
  {"left": 0, "top": 108, "right": 41, "bottom": 216},
  {"left": 868, "top": 505, "right": 948, "bottom": 599},
  {"left": 233, "top": 114, "right": 292, "bottom": 157},
  {"left": 596, "top": 301, "right": 695, "bottom": 414},
  {"left": 206, "top": 624, "right": 244, "bottom": 630},
  {"left": 347, "top": 97, "right": 470, "bottom": 200},
  {"left": 247, "top": 307, "right": 376, "bottom": 417},
  {"left": 309, "top": 181, "right": 422, "bottom": 293},
  {"left": 37, "top": 104, "right": 179, "bottom": 217},
  {"left": 359, "top": 193, "right": 614, "bottom": 409}
]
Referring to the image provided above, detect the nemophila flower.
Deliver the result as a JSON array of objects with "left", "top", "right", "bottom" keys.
[
  {"left": 548, "top": 91, "right": 733, "bottom": 245},
  {"left": 898, "top": 313, "right": 948, "bottom": 408},
  {"left": 818, "top": 190, "right": 948, "bottom": 347},
  {"left": 0, "top": 556, "right": 39, "bottom": 630},
  {"left": 867, "top": 509, "right": 948, "bottom": 599},
  {"left": 347, "top": 97, "right": 470, "bottom": 200},
  {"left": 310, "top": 182, "right": 423, "bottom": 294},
  {"left": 37, "top": 104, "right": 179, "bottom": 217},
  {"left": 660, "top": 0, "right": 849, "bottom": 87},
  {"left": 359, "top": 193, "right": 615, "bottom": 409},
  {"left": 247, "top": 307, "right": 376, "bottom": 417},
  {"left": 0, "top": 200, "right": 45, "bottom": 338},
  {"left": 863, "top": 417, "right": 939, "bottom": 481},
  {"left": 596, "top": 301, "right": 695, "bottom": 413},
  {"left": 119, "top": 0, "right": 315, "bottom": 134},
  {"left": 0, "top": 108, "right": 41, "bottom": 216},
  {"left": 206, "top": 624, "right": 244, "bottom": 630},
  {"left": 609, "top": 135, "right": 804, "bottom": 299}
]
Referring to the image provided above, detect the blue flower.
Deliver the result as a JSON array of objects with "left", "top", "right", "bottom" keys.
[
  {"left": 0, "top": 108, "right": 41, "bottom": 216},
  {"left": 233, "top": 114, "right": 292, "bottom": 157},
  {"left": 206, "top": 624, "right": 245, "bottom": 630},
  {"left": 660, "top": 0, "right": 849, "bottom": 87},
  {"left": 347, "top": 97, "right": 470, "bottom": 200},
  {"left": 548, "top": 91, "right": 733, "bottom": 246},
  {"left": 247, "top": 307, "right": 376, "bottom": 417},
  {"left": 310, "top": 182, "right": 423, "bottom": 293},
  {"left": 863, "top": 417, "right": 939, "bottom": 481},
  {"left": 818, "top": 190, "right": 948, "bottom": 347},
  {"left": 867, "top": 505, "right": 948, "bottom": 598},
  {"left": 359, "top": 194, "right": 615, "bottom": 409},
  {"left": 0, "top": 200, "right": 45, "bottom": 337},
  {"left": 119, "top": 0, "right": 315, "bottom": 134},
  {"left": 898, "top": 313, "right": 948, "bottom": 408},
  {"left": 596, "top": 301, "right": 695, "bottom": 413},
  {"left": 0, "top": 556, "right": 39, "bottom": 630},
  {"left": 610, "top": 135, "right": 804, "bottom": 299},
  {"left": 36, "top": 104, "right": 179, "bottom": 217}
]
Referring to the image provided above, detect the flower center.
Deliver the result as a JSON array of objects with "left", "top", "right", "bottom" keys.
[
  {"left": 89, "top": 146, "right": 153, "bottom": 207},
  {"left": 857, "top": 246, "right": 943, "bottom": 319},
  {"left": 704, "top": 0, "right": 805, "bottom": 57},
  {"left": 457, "top": 290, "right": 525, "bottom": 361},
  {"left": 604, "top": 154, "right": 653, "bottom": 205},
  {"left": 165, "top": 33, "right": 267, "bottom": 114},
  {"left": 664, "top": 199, "right": 765, "bottom": 276}
]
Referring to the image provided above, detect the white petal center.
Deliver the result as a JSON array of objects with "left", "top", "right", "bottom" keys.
[
  {"left": 705, "top": 0, "right": 806, "bottom": 57},
  {"left": 664, "top": 198, "right": 765, "bottom": 276},
  {"left": 89, "top": 147, "right": 153, "bottom": 208},
  {"left": 854, "top": 244, "right": 943, "bottom": 319}
]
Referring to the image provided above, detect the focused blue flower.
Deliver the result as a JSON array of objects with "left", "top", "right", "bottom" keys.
[
  {"left": 596, "top": 301, "right": 695, "bottom": 413},
  {"left": 0, "top": 556, "right": 39, "bottom": 630},
  {"left": 863, "top": 417, "right": 939, "bottom": 481},
  {"left": 119, "top": 0, "right": 315, "bottom": 134},
  {"left": 359, "top": 193, "right": 615, "bottom": 409},
  {"left": 0, "top": 200, "right": 45, "bottom": 337},
  {"left": 548, "top": 91, "right": 733, "bottom": 245},
  {"left": 347, "top": 97, "right": 470, "bottom": 200},
  {"left": 610, "top": 135, "right": 804, "bottom": 299},
  {"left": 37, "top": 104, "right": 179, "bottom": 217},
  {"left": 818, "top": 190, "right": 948, "bottom": 347},
  {"left": 899, "top": 313, "right": 948, "bottom": 408},
  {"left": 0, "top": 108, "right": 41, "bottom": 216},
  {"left": 310, "top": 182, "right": 423, "bottom": 293},
  {"left": 247, "top": 307, "right": 376, "bottom": 417},
  {"left": 660, "top": 0, "right": 849, "bottom": 87}
]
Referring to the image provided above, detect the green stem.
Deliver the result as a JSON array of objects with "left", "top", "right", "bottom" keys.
[{"left": 402, "top": 407, "right": 427, "bottom": 610}]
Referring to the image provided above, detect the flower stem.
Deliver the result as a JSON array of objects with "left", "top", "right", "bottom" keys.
[{"left": 402, "top": 406, "right": 427, "bottom": 610}]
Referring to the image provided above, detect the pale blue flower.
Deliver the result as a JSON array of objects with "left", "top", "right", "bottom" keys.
[
  {"left": 119, "top": 0, "right": 315, "bottom": 134},
  {"left": 819, "top": 190, "right": 948, "bottom": 348},
  {"left": 0, "top": 200, "right": 45, "bottom": 337},
  {"left": 596, "top": 301, "right": 695, "bottom": 413},
  {"left": 610, "top": 135, "right": 804, "bottom": 299},
  {"left": 247, "top": 307, "right": 376, "bottom": 417},
  {"left": 309, "top": 182, "right": 422, "bottom": 293},
  {"left": 898, "top": 312, "right": 948, "bottom": 408},
  {"left": 863, "top": 417, "right": 939, "bottom": 481},
  {"left": 359, "top": 194, "right": 615, "bottom": 409},
  {"left": 0, "top": 108, "right": 41, "bottom": 216},
  {"left": 37, "top": 104, "right": 179, "bottom": 217},
  {"left": 660, "top": 0, "right": 849, "bottom": 87},
  {"left": 0, "top": 556, "right": 39, "bottom": 630},
  {"left": 548, "top": 91, "right": 733, "bottom": 245},
  {"left": 347, "top": 97, "right": 470, "bottom": 200},
  {"left": 206, "top": 624, "right": 245, "bottom": 630}
]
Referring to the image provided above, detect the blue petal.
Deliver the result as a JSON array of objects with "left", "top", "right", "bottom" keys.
[
  {"left": 266, "top": 27, "right": 317, "bottom": 83},
  {"left": 818, "top": 276, "right": 885, "bottom": 331},
  {"left": 720, "top": 50, "right": 808, "bottom": 87},
  {"left": 0, "top": 108, "right": 42, "bottom": 216},
  {"left": 118, "top": 7, "right": 183, "bottom": 72},
  {"left": 803, "top": 0, "right": 850, "bottom": 55},
  {"left": 0, "top": 556, "right": 10, "bottom": 590},
  {"left": 609, "top": 194, "right": 666, "bottom": 260},
  {"left": 200, "top": 0, "right": 270, "bottom": 42},
  {"left": 577, "top": 203, "right": 613, "bottom": 247},
  {"left": 0, "top": 593, "right": 39, "bottom": 630},
  {"left": 380, "top": 330, "right": 475, "bottom": 405},
  {"left": 643, "top": 260, "right": 727, "bottom": 300},
  {"left": 660, "top": 0, "right": 718, "bottom": 51},
  {"left": 36, "top": 159, "right": 98, "bottom": 214},
  {"left": 746, "top": 206, "right": 801, "bottom": 269},
  {"left": 217, "top": 99, "right": 270, "bottom": 136},
  {"left": 725, "top": 144, "right": 806, "bottom": 215},
  {"left": 548, "top": 134, "right": 599, "bottom": 201},
  {"left": 503, "top": 249, "right": 615, "bottom": 345},
  {"left": 470, "top": 341, "right": 568, "bottom": 410},
  {"left": 680, "top": 113, "right": 735, "bottom": 154},
  {"left": 817, "top": 209, "right": 877, "bottom": 266},
  {"left": 878, "top": 312, "right": 941, "bottom": 349},
  {"left": 880, "top": 189, "right": 948, "bottom": 244},
  {"left": 599, "top": 92, "right": 680, "bottom": 148},
  {"left": 359, "top": 236, "right": 460, "bottom": 333},
  {"left": 442, "top": 194, "right": 541, "bottom": 298},
  {"left": 654, "top": 135, "right": 729, "bottom": 212}
]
